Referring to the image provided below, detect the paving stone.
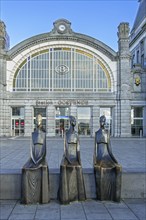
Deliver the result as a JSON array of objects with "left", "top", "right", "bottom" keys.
[
  {"left": 8, "top": 213, "right": 35, "bottom": 220},
  {"left": 0, "top": 204, "right": 16, "bottom": 219},
  {"left": 12, "top": 202, "right": 37, "bottom": 213},
  {"left": 85, "top": 213, "right": 112, "bottom": 220},
  {"left": 123, "top": 199, "right": 146, "bottom": 220},
  {"left": 61, "top": 202, "right": 86, "bottom": 219},
  {"left": 107, "top": 208, "right": 139, "bottom": 220},
  {"left": 35, "top": 209, "right": 60, "bottom": 220},
  {"left": 83, "top": 200, "right": 108, "bottom": 214}
]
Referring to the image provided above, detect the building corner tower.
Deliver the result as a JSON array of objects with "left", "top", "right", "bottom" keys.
[
  {"left": 0, "top": 21, "right": 10, "bottom": 136},
  {"left": 117, "top": 22, "right": 132, "bottom": 137}
]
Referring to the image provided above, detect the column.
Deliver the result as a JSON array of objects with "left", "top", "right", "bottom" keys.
[
  {"left": 117, "top": 23, "right": 132, "bottom": 137},
  {"left": 46, "top": 105, "right": 55, "bottom": 137},
  {"left": 24, "top": 105, "right": 33, "bottom": 136},
  {"left": 91, "top": 106, "right": 100, "bottom": 137},
  {"left": 4, "top": 101, "right": 11, "bottom": 136},
  {"left": 0, "top": 21, "right": 9, "bottom": 136},
  {"left": 0, "top": 99, "right": 11, "bottom": 136},
  {"left": 114, "top": 102, "right": 121, "bottom": 137},
  {"left": 120, "top": 100, "right": 131, "bottom": 137}
]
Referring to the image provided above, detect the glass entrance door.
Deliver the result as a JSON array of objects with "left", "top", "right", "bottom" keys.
[
  {"left": 55, "top": 117, "right": 69, "bottom": 137},
  {"left": 11, "top": 107, "right": 25, "bottom": 136},
  {"left": 12, "top": 118, "right": 24, "bottom": 136},
  {"left": 55, "top": 107, "right": 69, "bottom": 137},
  {"left": 78, "top": 107, "right": 91, "bottom": 136}
]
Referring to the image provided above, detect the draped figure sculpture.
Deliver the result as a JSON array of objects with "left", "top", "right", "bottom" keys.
[
  {"left": 93, "top": 115, "right": 122, "bottom": 202},
  {"left": 21, "top": 113, "right": 50, "bottom": 204},
  {"left": 58, "top": 116, "right": 86, "bottom": 204}
]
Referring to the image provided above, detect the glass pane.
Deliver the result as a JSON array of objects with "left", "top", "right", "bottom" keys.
[
  {"left": 131, "top": 107, "right": 143, "bottom": 136},
  {"left": 131, "top": 119, "right": 143, "bottom": 136},
  {"left": 132, "top": 107, "right": 143, "bottom": 118},
  {"left": 55, "top": 107, "right": 69, "bottom": 117},
  {"left": 12, "top": 107, "right": 24, "bottom": 116},
  {"left": 34, "top": 108, "right": 46, "bottom": 117}
]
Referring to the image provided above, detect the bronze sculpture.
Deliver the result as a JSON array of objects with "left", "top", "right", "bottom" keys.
[
  {"left": 21, "top": 113, "right": 50, "bottom": 204},
  {"left": 93, "top": 115, "right": 122, "bottom": 202},
  {"left": 58, "top": 115, "right": 86, "bottom": 204}
]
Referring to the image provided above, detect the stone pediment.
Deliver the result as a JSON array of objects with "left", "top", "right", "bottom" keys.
[{"left": 7, "top": 19, "right": 117, "bottom": 61}]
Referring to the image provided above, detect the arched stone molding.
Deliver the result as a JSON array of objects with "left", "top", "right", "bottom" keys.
[{"left": 7, "top": 41, "right": 116, "bottom": 92}]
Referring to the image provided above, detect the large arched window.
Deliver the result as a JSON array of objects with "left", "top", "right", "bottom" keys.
[{"left": 13, "top": 47, "right": 111, "bottom": 92}]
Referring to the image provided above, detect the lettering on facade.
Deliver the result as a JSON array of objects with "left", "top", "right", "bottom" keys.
[
  {"left": 36, "top": 100, "right": 88, "bottom": 106},
  {"left": 36, "top": 100, "right": 53, "bottom": 106}
]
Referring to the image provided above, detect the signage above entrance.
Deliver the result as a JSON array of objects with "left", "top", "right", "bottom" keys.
[{"left": 36, "top": 99, "right": 88, "bottom": 106}]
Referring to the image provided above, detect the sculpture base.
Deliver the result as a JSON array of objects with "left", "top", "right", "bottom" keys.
[
  {"left": 21, "top": 164, "right": 50, "bottom": 204},
  {"left": 58, "top": 158, "right": 86, "bottom": 204},
  {"left": 94, "top": 164, "right": 122, "bottom": 202}
]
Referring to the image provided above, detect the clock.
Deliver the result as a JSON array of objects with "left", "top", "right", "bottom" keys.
[{"left": 58, "top": 24, "right": 66, "bottom": 32}]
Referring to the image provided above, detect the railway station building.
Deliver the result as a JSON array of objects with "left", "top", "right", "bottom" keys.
[{"left": 0, "top": 1, "right": 146, "bottom": 137}]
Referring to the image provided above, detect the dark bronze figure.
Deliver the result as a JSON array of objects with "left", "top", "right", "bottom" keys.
[
  {"left": 93, "top": 115, "right": 122, "bottom": 202},
  {"left": 58, "top": 116, "right": 86, "bottom": 204},
  {"left": 21, "top": 113, "right": 50, "bottom": 204}
]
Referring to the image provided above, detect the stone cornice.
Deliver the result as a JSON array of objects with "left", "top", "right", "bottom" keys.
[{"left": 130, "top": 23, "right": 146, "bottom": 47}]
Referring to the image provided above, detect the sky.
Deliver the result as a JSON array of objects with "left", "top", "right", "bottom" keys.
[{"left": 0, "top": 0, "right": 139, "bottom": 51}]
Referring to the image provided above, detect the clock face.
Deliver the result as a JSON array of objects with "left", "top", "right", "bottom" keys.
[{"left": 58, "top": 24, "right": 66, "bottom": 32}]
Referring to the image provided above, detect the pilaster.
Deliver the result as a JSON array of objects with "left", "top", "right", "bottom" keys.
[
  {"left": 91, "top": 106, "right": 100, "bottom": 137},
  {"left": 24, "top": 105, "right": 33, "bottom": 136},
  {"left": 117, "top": 23, "right": 132, "bottom": 137},
  {"left": 120, "top": 100, "right": 131, "bottom": 137},
  {"left": 0, "top": 21, "right": 9, "bottom": 136},
  {"left": 46, "top": 105, "right": 55, "bottom": 136},
  {"left": 0, "top": 99, "right": 11, "bottom": 136}
]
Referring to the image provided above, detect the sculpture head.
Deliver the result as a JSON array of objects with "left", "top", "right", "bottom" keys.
[
  {"left": 69, "top": 115, "right": 76, "bottom": 127},
  {"left": 36, "top": 113, "right": 42, "bottom": 128},
  {"left": 99, "top": 115, "right": 106, "bottom": 128}
]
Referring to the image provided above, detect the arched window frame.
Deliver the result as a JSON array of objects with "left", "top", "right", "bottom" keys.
[{"left": 13, "top": 47, "right": 112, "bottom": 92}]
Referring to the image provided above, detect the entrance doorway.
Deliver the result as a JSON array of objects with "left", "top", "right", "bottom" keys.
[
  {"left": 55, "top": 107, "right": 70, "bottom": 137},
  {"left": 56, "top": 116, "right": 69, "bottom": 137},
  {"left": 78, "top": 107, "right": 91, "bottom": 136},
  {"left": 12, "top": 118, "right": 24, "bottom": 136},
  {"left": 11, "top": 107, "right": 25, "bottom": 136}
]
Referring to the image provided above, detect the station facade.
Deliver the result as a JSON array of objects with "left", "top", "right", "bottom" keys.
[{"left": 0, "top": 5, "right": 146, "bottom": 137}]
